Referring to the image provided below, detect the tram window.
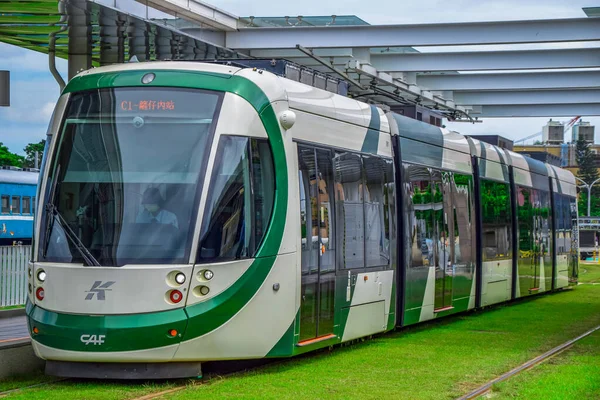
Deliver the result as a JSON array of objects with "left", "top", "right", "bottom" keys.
[
  {"left": 298, "top": 147, "right": 319, "bottom": 274},
  {"left": 316, "top": 149, "right": 336, "bottom": 272},
  {"left": 11, "top": 196, "right": 20, "bottom": 214},
  {"left": 198, "top": 137, "right": 274, "bottom": 262},
  {"left": 404, "top": 164, "right": 434, "bottom": 268},
  {"left": 1, "top": 196, "right": 8, "bottom": 214},
  {"left": 538, "top": 190, "right": 551, "bottom": 259},
  {"left": 32, "top": 197, "right": 35, "bottom": 215},
  {"left": 517, "top": 186, "right": 534, "bottom": 258},
  {"left": 480, "top": 180, "right": 512, "bottom": 261},
  {"left": 431, "top": 170, "right": 450, "bottom": 270},
  {"left": 22, "top": 197, "right": 31, "bottom": 214},
  {"left": 384, "top": 159, "right": 396, "bottom": 261},
  {"left": 452, "top": 173, "right": 474, "bottom": 266},
  {"left": 334, "top": 152, "right": 364, "bottom": 269},
  {"left": 251, "top": 140, "right": 274, "bottom": 250},
  {"left": 364, "top": 156, "right": 388, "bottom": 267}
]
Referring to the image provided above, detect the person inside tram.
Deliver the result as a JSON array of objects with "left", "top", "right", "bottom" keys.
[{"left": 136, "top": 187, "right": 179, "bottom": 229}]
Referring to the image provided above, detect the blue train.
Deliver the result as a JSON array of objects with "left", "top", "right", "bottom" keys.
[{"left": 0, "top": 167, "right": 39, "bottom": 245}]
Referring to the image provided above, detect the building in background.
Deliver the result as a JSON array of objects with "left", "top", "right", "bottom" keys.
[
  {"left": 572, "top": 121, "right": 595, "bottom": 143},
  {"left": 542, "top": 119, "right": 565, "bottom": 144},
  {"left": 513, "top": 120, "right": 598, "bottom": 177}
]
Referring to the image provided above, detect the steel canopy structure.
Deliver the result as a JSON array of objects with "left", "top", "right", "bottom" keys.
[
  {"left": 0, "top": 0, "right": 599, "bottom": 119},
  {"left": 0, "top": 0, "right": 242, "bottom": 80}
]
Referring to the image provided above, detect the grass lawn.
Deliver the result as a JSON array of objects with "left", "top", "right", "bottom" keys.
[
  {"left": 0, "top": 373, "right": 58, "bottom": 393},
  {"left": 0, "top": 305, "right": 25, "bottom": 311},
  {"left": 489, "top": 330, "right": 600, "bottom": 399},
  {"left": 161, "top": 286, "right": 600, "bottom": 400},
  {"left": 579, "top": 262, "right": 600, "bottom": 283},
  {"left": 4, "top": 284, "right": 599, "bottom": 399}
]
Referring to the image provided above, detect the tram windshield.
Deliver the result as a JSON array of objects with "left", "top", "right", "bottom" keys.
[{"left": 39, "top": 87, "right": 222, "bottom": 266}]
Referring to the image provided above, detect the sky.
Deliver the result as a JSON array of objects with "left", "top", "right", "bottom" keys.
[{"left": 0, "top": 0, "right": 598, "bottom": 155}]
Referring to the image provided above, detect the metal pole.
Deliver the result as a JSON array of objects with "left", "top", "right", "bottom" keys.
[
  {"left": 588, "top": 186, "right": 592, "bottom": 217},
  {"left": 588, "top": 178, "right": 600, "bottom": 217}
]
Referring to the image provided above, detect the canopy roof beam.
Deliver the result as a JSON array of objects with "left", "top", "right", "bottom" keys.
[
  {"left": 454, "top": 89, "right": 600, "bottom": 105},
  {"left": 226, "top": 17, "right": 600, "bottom": 49},
  {"left": 468, "top": 103, "right": 600, "bottom": 117},
  {"left": 371, "top": 48, "right": 600, "bottom": 72},
  {"left": 416, "top": 71, "right": 600, "bottom": 91}
]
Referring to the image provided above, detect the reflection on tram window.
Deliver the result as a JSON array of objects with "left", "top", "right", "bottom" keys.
[
  {"left": 405, "top": 164, "right": 433, "bottom": 268},
  {"left": 384, "top": 159, "right": 396, "bottom": 263},
  {"left": 298, "top": 147, "right": 320, "bottom": 274},
  {"left": 517, "top": 186, "right": 551, "bottom": 261},
  {"left": 198, "top": 137, "right": 274, "bottom": 262},
  {"left": 480, "top": 180, "right": 512, "bottom": 261},
  {"left": 364, "top": 156, "right": 387, "bottom": 267},
  {"left": 334, "top": 152, "right": 364, "bottom": 269},
  {"left": 569, "top": 196, "right": 579, "bottom": 280},
  {"left": 517, "top": 186, "right": 534, "bottom": 258},
  {"left": 452, "top": 173, "right": 474, "bottom": 266},
  {"left": 316, "top": 149, "right": 335, "bottom": 272}
]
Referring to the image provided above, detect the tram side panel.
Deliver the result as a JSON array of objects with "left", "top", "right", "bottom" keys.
[
  {"left": 279, "top": 95, "right": 397, "bottom": 354},
  {"left": 476, "top": 156, "right": 514, "bottom": 307},
  {"left": 511, "top": 155, "right": 553, "bottom": 298},
  {"left": 395, "top": 122, "right": 476, "bottom": 326},
  {"left": 547, "top": 167, "right": 580, "bottom": 287}
]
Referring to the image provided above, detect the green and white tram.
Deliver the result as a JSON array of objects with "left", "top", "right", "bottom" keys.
[{"left": 27, "top": 62, "right": 579, "bottom": 378}]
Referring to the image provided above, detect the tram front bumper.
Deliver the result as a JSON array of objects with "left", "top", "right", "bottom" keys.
[{"left": 27, "top": 303, "right": 189, "bottom": 363}]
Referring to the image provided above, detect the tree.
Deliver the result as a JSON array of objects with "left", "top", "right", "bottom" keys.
[
  {"left": 23, "top": 139, "right": 45, "bottom": 168},
  {"left": 0, "top": 142, "right": 23, "bottom": 167},
  {"left": 575, "top": 137, "right": 600, "bottom": 216}
]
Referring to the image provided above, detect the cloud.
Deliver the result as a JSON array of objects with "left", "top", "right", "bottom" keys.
[{"left": 0, "top": 43, "right": 68, "bottom": 75}]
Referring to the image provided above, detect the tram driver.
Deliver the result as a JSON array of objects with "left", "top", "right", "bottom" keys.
[{"left": 136, "top": 187, "right": 179, "bottom": 229}]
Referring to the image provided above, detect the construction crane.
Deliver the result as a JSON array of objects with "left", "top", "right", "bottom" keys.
[{"left": 514, "top": 116, "right": 581, "bottom": 144}]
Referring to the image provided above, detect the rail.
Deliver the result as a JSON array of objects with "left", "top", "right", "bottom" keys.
[{"left": 0, "top": 245, "right": 31, "bottom": 307}]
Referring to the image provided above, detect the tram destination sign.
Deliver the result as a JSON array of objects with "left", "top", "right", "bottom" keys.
[{"left": 0, "top": 71, "right": 9, "bottom": 107}]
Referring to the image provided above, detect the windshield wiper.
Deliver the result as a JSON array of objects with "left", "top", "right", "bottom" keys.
[{"left": 45, "top": 203, "right": 101, "bottom": 267}]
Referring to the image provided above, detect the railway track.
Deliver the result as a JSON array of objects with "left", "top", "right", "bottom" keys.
[
  {"left": 0, "top": 359, "right": 275, "bottom": 399},
  {"left": 0, "top": 378, "right": 69, "bottom": 398},
  {"left": 458, "top": 324, "right": 600, "bottom": 400},
  {"left": 2, "top": 325, "right": 599, "bottom": 399}
]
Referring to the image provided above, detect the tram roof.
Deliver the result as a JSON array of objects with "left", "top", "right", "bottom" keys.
[{"left": 0, "top": 168, "right": 39, "bottom": 185}]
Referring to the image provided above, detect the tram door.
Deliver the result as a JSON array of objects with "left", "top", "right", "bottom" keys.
[
  {"left": 298, "top": 147, "right": 336, "bottom": 342},
  {"left": 432, "top": 171, "right": 453, "bottom": 311}
]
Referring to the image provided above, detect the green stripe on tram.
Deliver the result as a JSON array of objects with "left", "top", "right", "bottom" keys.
[{"left": 29, "top": 69, "right": 288, "bottom": 351}]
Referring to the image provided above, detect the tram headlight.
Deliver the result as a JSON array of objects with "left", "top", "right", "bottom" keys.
[
  {"left": 175, "top": 273, "right": 186, "bottom": 285},
  {"left": 141, "top": 73, "right": 155, "bottom": 84},
  {"left": 202, "top": 270, "right": 214, "bottom": 281},
  {"left": 35, "top": 287, "right": 45, "bottom": 301},
  {"left": 37, "top": 270, "right": 46, "bottom": 282}
]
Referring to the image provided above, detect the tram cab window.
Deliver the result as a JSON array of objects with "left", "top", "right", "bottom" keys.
[
  {"left": 40, "top": 87, "right": 222, "bottom": 266},
  {"left": 197, "top": 137, "right": 274, "bottom": 262},
  {"left": 1, "top": 196, "right": 8, "bottom": 214}
]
